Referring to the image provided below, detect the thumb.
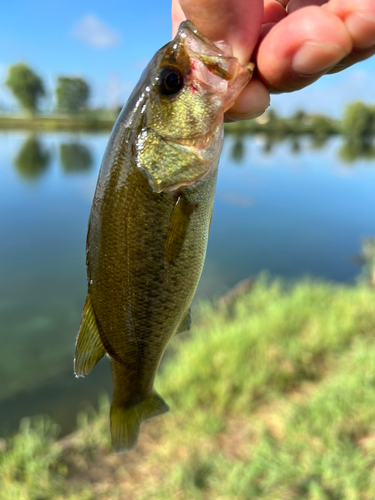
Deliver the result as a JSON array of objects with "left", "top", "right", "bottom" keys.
[{"left": 172, "top": 0, "right": 264, "bottom": 64}]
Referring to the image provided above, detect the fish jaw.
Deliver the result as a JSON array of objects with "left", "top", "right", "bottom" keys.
[
  {"left": 176, "top": 20, "right": 254, "bottom": 113},
  {"left": 133, "top": 20, "right": 253, "bottom": 195}
]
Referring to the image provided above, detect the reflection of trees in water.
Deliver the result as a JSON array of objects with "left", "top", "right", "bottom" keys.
[
  {"left": 309, "top": 133, "right": 330, "bottom": 150},
  {"left": 262, "top": 133, "right": 284, "bottom": 154},
  {"left": 339, "top": 138, "right": 375, "bottom": 164},
  {"left": 14, "top": 136, "right": 50, "bottom": 181},
  {"left": 353, "top": 238, "right": 375, "bottom": 287},
  {"left": 230, "top": 137, "right": 245, "bottom": 163},
  {"left": 226, "top": 128, "right": 375, "bottom": 166},
  {"left": 60, "top": 143, "right": 93, "bottom": 173},
  {"left": 290, "top": 136, "right": 301, "bottom": 154}
]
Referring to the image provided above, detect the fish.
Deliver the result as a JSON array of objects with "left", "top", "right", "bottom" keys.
[{"left": 74, "top": 20, "right": 253, "bottom": 453}]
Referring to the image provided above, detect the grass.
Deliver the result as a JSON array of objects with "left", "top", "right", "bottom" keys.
[{"left": 1, "top": 277, "right": 375, "bottom": 499}]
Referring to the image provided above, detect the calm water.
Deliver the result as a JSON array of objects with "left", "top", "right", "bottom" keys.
[{"left": 1, "top": 131, "right": 374, "bottom": 436}]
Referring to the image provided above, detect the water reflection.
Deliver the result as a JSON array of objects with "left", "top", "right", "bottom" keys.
[
  {"left": 339, "top": 139, "right": 375, "bottom": 164},
  {"left": 11, "top": 133, "right": 375, "bottom": 182},
  {"left": 14, "top": 135, "right": 51, "bottom": 180},
  {"left": 230, "top": 138, "right": 245, "bottom": 163},
  {"left": 309, "top": 133, "right": 330, "bottom": 150},
  {"left": 290, "top": 136, "right": 301, "bottom": 154},
  {"left": 60, "top": 142, "right": 93, "bottom": 174},
  {"left": 2, "top": 130, "right": 375, "bottom": 437},
  {"left": 226, "top": 131, "right": 375, "bottom": 165}
]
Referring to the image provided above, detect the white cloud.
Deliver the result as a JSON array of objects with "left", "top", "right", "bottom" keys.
[{"left": 72, "top": 14, "right": 120, "bottom": 48}]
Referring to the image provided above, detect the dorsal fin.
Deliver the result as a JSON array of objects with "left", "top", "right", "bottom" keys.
[{"left": 74, "top": 294, "right": 106, "bottom": 377}]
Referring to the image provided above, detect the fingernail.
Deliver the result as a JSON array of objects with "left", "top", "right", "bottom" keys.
[
  {"left": 225, "top": 107, "right": 269, "bottom": 122},
  {"left": 292, "top": 42, "right": 347, "bottom": 76}
]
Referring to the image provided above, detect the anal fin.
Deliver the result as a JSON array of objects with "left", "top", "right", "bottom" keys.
[
  {"left": 74, "top": 294, "right": 106, "bottom": 377},
  {"left": 175, "top": 308, "right": 191, "bottom": 335}
]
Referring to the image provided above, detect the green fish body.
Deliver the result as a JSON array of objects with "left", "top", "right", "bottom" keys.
[{"left": 74, "top": 21, "right": 252, "bottom": 453}]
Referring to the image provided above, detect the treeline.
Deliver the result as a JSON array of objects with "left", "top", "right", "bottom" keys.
[
  {"left": 2, "top": 62, "right": 375, "bottom": 149},
  {"left": 4, "top": 63, "right": 90, "bottom": 115},
  {"left": 225, "top": 101, "right": 375, "bottom": 163},
  {"left": 227, "top": 102, "right": 375, "bottom": 142}
]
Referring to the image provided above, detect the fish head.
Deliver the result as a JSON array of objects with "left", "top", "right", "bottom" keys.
[{"left": 130, "top": 20, "right": 253, "bottom": 194}]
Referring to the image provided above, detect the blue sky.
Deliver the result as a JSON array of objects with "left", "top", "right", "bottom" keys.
[{"left": 0, "top": 0, "right": 374, "bottom": 116}]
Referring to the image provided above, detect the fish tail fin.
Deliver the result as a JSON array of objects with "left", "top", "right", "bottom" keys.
[{"left": 110, "top": 392, "right": 169, "bottom": 453}]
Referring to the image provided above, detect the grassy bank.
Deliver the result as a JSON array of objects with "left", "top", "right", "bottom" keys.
[{"left": 1, "top": 277, "right": 375, "bottom": 499}]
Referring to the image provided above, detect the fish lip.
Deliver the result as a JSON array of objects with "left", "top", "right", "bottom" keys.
[
  {"left": 178, "top": 20, "right": 228, "bottom": 55},
  {"left": 175, "top": 20, "right": 253, "bottom": 107},
  {"left": 177, "top": 20, "right": 231, "bottom": 58}
]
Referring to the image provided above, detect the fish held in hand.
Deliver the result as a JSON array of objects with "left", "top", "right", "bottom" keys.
[{"left": 74, "top": 20, "right": 253, "bottom": 453}]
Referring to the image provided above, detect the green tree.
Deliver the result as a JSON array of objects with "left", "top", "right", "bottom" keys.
[
  {"left": 5, "top": 63, "right": 45, "bottom": 114},
  {"left": 309, "top": 114, "right": 336, "bottom": 137},
  {"left": 342, "top": 102, "right": 375, "bottom": 141},
  {"left": 56, "top": 77, "right": 90, "bottom": 114},
  {"left": 291, "top": 110, "right": 307, "bottom": 133}
]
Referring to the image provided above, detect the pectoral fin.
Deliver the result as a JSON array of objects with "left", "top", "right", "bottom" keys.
[
  {"left": 175, "top": 309, "right": 191, "bottom": 335},
  {"left": 166, "top": 195, "right": 196, "bottom": 264},
  {"left": 74, "top": 294, "right": 106, "bottom": 377}
]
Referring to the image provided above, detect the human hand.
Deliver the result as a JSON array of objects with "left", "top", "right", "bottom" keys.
[{"left": 172, "top": 0, "right": 375, "bottom": 121}]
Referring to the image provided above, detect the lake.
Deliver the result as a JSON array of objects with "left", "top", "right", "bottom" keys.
[{"left": 0, "top": 130, "right": 374, "bottom": 436}]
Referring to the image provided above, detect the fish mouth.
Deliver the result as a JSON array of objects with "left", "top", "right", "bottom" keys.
[
  {"left": 178, "top": 20, "right": 231, "bottom": 59},
  {"left": 176, "top": 20, "right": 254, "bottom": 111}
]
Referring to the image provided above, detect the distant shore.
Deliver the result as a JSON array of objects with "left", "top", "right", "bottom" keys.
[
  {"left": 0, "top": 113, "right": 341, "bottom": 136},
  {"left": 0, "top": 115, "right": 116, "bottom": 132}
]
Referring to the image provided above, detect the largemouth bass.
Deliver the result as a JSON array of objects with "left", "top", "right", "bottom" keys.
[{"left": 74, "top": 20, "right": 253, "bottom": 453}]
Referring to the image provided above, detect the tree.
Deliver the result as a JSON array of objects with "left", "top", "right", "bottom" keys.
[
  {"left": 342, "top": 102, "right": 375, "bottom": 141},
  {"left": 5, "top": 63, "right": 45, "bottom": 114},
  {"left": 56, "top": 77, "right": 90, "bottom": 114}
]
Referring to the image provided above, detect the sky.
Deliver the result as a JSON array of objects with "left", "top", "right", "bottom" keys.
[{"left": 0, "top": 0, "right": 374, "bottom": 117}]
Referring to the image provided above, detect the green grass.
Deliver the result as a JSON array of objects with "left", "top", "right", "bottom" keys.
[{"left": 1, "top": 277, "right": 375, "bottom": 499}]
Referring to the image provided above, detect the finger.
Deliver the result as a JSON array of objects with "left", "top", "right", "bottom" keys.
[
  {"left": 225, "top": 78, "right": 271, "bottom": 121},
  {"left": 172, "top": 0, "right": 186, "bottom": 36},
  {"left": 323, "top": 0, "right": 375, "bottom": 50},
  {"left": 328, "top": 45, "right": 375, "bottom": 73},
  {"left": 256, "top": 6, "right": 352, "bottom": 93},
  {"left": 263, "top": 1, "right": 287, "bottom": 23},
  {"left": 174, "top": 0, "right": 264, "bottom": 64}
]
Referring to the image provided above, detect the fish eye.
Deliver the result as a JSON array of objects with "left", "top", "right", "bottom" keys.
[{"left": 157, "top": 66, "right": 184, "bottom": 97}]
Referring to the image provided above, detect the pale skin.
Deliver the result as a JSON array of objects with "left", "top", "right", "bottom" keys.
[{"left": 172, "top": 0, "right": 375, "bottom": 121}]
